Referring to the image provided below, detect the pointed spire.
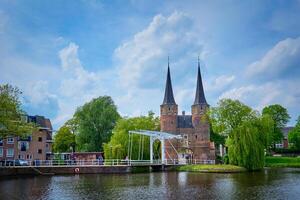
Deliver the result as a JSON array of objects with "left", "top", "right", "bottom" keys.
[
  {"left": 162, "top": 58, "right": 176, "bottom": 105},
  {"left": 194, "top": 58, "right": 207, "bottom": 105}
]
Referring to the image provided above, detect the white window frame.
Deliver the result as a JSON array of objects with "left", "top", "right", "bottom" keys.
[
  {"left": 0, "top": 147, "right": 3, "bottom": 157},
  {"left": 6, "top": 148, "right": 14, "bottom": 157},
  {"left": 7, "top": 137, "right": 14, "bottom": 144}
]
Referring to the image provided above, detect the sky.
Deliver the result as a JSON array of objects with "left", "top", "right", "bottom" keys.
[{"left": 0, "top": 0, "right": 300, "bottom": 130}]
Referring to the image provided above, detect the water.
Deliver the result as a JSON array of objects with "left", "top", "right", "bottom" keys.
[{"left": 0, "top": 168, "right": 300, "bottom": 200}]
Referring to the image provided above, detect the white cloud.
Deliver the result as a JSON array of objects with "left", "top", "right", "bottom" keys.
[
  {"left": 114, "top": 11, "right": 203, "bottom": 89},
  {"left": 246, "top": 37, "right": 300, "bottom": 79},
  {"left": 219, "top": 80, "right": 300, "bottom": 114},
  {"left": 58, "top": 43, "right": 98, "bottom": 98},
  {"left": 206, "top": 75, "right": 235, "bottom": 93}
]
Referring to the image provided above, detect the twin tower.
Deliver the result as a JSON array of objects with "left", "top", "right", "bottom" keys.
[{"left": 160, "top": 59, "right": 215, "bottom": 162}]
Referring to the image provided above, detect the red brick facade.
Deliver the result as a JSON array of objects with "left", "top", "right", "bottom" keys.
[
  {"left": 160, "top": 62, "right": 215, "bottom": 162},
  {"left": 0, "top": 115, "right": 53, "bottom": 161}
]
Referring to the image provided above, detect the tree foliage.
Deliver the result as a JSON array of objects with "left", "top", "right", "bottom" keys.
[
  {"left": 210, "top": 99, "right": 274, "bottom": 170},
  {"left": 103, "top": 112, "right": 160, "bottom": 160},
  {"left": 226, "top": 116, "right": 273, "bottom": 170},
  {"left": 288, "top": 116, "right": 300, "bottom": 150},
  {"left": 262, "top": 104, "right": 290, "bottom": 144},
  {"left": 209, "top": 99, "right": 257, "bottom": 136},
  {"left": 53, "top": 126, "right": 75, "bottom": 153},
  {"left": 0, "top": 84, "right": 35, "bottom": 138},
  {"left": 75, "top": 96, "right": 120, "bottom": 152}
]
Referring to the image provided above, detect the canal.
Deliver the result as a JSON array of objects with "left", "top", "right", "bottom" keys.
[{"left": 0, "top": 168, "right": 299, "bottom": 199}]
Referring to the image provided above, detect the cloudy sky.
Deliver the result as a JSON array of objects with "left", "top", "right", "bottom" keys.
[{"left": 1, "top": 0, "right": 300, "bottom": 129}]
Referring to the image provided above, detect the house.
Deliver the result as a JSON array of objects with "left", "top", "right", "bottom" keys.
[
  {"left": 275, "top": 127, "right": 294, "bottom": 149},
  {"left": 0, "top": 115, "right": 53, "bottom": 162}
]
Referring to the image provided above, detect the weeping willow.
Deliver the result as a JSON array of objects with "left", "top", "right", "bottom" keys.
[{"left": 226, "top": 116, "right": 273, "bottom": 171}]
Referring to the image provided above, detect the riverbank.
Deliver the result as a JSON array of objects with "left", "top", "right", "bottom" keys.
[
  {"left": 176, "top": 164, "right": 246, "bottom": 173},
  {"left": 265, "top": 156, "right": 300, "bottom": 168}
]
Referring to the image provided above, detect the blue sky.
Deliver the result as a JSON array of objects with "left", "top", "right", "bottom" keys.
[{"left": 1, "top": 0, "right": 300, "bottom": 130}]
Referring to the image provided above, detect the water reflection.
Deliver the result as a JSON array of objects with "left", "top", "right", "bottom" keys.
[{"left": 0, "top": 168, "right": 300, "bottom": 200}]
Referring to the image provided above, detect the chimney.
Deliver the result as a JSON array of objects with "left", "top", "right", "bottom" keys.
[{"left": 182, "top": 111, "right": 185, "bottom": 116}]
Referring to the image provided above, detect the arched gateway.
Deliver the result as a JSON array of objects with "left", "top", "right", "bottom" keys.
[
  {"left": 160, "top": 59, "right": 215, "bottom": 163},
  {"left": 128, "top": 59, "right": 215, "bottom": 165}
]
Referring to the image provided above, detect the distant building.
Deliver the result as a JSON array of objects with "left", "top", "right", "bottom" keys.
[
  {"left": 275, "top": 127, "right": 294, "bottom": 149},
  {"left": 0, "top": 115, "right": 53, "bottom": 161},
  {"left": 160, "top": 60, "right": 215, "bottom": 163}
]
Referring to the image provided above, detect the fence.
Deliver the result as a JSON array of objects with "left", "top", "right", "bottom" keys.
[{"left": 0, "top": 159, "right": 215, "bottom": 167}]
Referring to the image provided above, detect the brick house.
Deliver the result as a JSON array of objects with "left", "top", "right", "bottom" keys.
[
  {"left": 160, "top": 60, "right": 215, "bottom": 163},
  {"left": 0, "top": 115, "right": 53, "bottom": 161},
  {"left": 275, "top": 127, "right": 294, "bottom": 149}
]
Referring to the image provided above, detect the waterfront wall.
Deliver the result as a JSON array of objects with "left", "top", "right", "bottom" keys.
[{"left": 0, "top": 166, "right": 133, "bottom": 176}]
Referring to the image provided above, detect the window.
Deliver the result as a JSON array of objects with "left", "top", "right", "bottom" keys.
[
  {"left": 7, "top": 137, "right": 14, "bottom": 144},
  {"left": 38, "top": 137, "right": 42, "bottom": 142},
  {"left": 38, "top": 149, "right": 42, "bottom": 154},
  {"left": 195, "top": 135, "right": 198, "bottom": 139},
  {"left": 184, "top": 135, "right": 188, "bottom": 139},
  {"left": 18, "top": 141, "right": 29, "bottom": 151},
  {"left": 7, "top": 148, "right": 14, "bottom": 157},
  {"left": 0, "top": 147, "right": 3, "bottom": 157},
  {"left": 0, "top": 139, "right": 2, "bottom": 146}
]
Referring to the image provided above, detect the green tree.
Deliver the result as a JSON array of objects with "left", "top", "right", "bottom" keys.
[
  {"left": 103, "top": 111, "right": 160, "bottom": 160},
  {"left": 0, "top": 84, "right": 35, "bottom": 138},
  {"left": 262, "top": 104, "right": 290, "bottom": 146},
  {"left": 53, "top": 126, "right": 76, "bottom": 153},
  {"left": 75, "top": 96, "right": 120, "bottom": 152},
  {"left": 288, "top": 116, "right": 300, "bottom": 150},
  {"left": 209, "top": 99, "right": 256, "bottom": 136},
  {"left": 210, "top": 99, "right": 273, "bottom": 170}
]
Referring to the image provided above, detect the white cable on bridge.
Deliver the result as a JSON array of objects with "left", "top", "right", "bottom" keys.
[
  {"left": 127, "top": 132, "right": 130, "bottom": 160},
  {"left": 167, "top": 138, "right": 180, "bottom": 156},
  {"left": 141, "top": 135, "right": 144, "bottom": 160},
  {"left": 138, "top": 134, "right": 142, "bottom": 160}
]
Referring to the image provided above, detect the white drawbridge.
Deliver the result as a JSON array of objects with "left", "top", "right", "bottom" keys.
[{"left": 128, "top": 130, "right": 182, "bottom": 164}]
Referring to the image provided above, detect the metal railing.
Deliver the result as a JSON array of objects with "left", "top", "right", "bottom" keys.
[{"left": 0, "top": 159, "right": 215, "bottom": 167}]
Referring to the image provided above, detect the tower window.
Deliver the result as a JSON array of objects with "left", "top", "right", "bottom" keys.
[
  {"left": 195, "top": 135, "right": 198, "bottom": 139},
  {"left": 168, "top": 107, "right": 171, "bottom": 111}
]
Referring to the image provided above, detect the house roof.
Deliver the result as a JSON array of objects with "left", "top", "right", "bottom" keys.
[
  {"left": 162, "top": 65, "right": 176, "bottom": 105},
  {"left": 177, "top": 115, "right": 193, "bottom": 128},
  {"left": 193, "top": 60, "right": 208, "bottom": 105}
]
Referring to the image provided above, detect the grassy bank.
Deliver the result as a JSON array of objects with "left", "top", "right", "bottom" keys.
[
  {"left": 265, "top": 157, "right": 300, "bottom": 168},
  {"left": 176, "top": 164, "right": 246, "bottom": 173}
]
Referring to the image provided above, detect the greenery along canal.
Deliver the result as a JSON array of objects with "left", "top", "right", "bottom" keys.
[{"left": 1, "top": 168, "right": 300, "bottom": 200}]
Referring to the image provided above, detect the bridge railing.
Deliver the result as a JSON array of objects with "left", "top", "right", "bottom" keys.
[{"left": 0, "top": 159, "right": 215, "bottom": 167}]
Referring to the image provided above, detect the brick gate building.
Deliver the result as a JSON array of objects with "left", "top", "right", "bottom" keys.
[{"left": 160, "top": 60, "right": 215, "bottom": 162}]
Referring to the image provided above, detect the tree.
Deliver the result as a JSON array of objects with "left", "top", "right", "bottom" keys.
[
  {"left": 53, "top": 126, "right": 76, "bottom": 153},
  {"left": 103, "top": 111, "right": 160, "bottom": 160},
  {"left": 75, "top": 96, "right": 120, "bottom": 152},
  {"left": 210, "top": 99, "right": 273, "bottom": 170},
  {"left": 0, "top": 84, "right": 35, "bottom": 138},
  {"left": 262, "top": 104, "right": 290, "bottom": 146},
  {"left": 209, "top": 99, "right": 257, "bottom": 136},
  {"left": 288, "top": 116, "right": 300, "bottom": 150}
]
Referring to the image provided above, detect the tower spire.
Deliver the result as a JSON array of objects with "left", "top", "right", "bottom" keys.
[
  {"left": 194, "top": 58, "right": 207, "bottom": 105},
  {"left": 162, "top": 58, "right": 176, "bottom": 105}
]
